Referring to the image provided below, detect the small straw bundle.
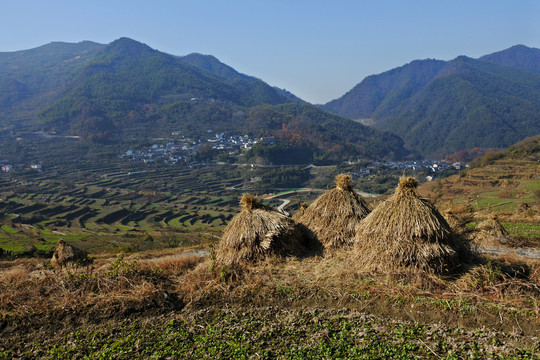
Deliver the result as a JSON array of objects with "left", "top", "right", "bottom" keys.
[
  {"left": 354, "top": 177, "right": 465, "bottom": 273},
  {"left": 215, "top": 194, "right": 306, "bottom": 266},
  {"left": 51, "top": 239, "right": 91, "bottom": 268},
  {"left": 292, "top": 202, "right": 308, "bottom": 220},
  {"left": 444, "top": 210, "right": 468, "bottom": 235},
  {"left": 296, "top": 174, "right": 371, "bottom": 253},
  {"left": 475, "top": 213, "right": 511, "bottom": 244}
]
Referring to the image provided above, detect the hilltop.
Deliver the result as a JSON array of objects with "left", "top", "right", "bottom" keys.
[{"left": 323, "top": 45, "right": 540, "bottom": 158}]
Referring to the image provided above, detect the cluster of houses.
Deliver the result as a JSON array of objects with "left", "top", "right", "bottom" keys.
[
  {"left": 121, "top": 132, "right": 261, "bottom": 164},
  {"left": 1, "top": 161, "right": 42, "bottom": 174},
  {"left": 350, "top": 160, "right": 464, "bottom": 181}
]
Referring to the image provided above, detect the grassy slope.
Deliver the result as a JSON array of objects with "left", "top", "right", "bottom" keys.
[
  {"left": 0, "top": 252, "right": 538, "bottom": 359},
  {"left": 1, "top": 137, "right": 539, "bottom": 358},
  {"left": 419, "top": 135, "right": 540, "bottom": 243}
]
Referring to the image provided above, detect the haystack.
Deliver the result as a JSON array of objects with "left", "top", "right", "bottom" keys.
[
  {"left": 215, "top": 194, "right": 307, "bottom": 266},
  {"left": 292, "top": 202, "right": 308, "bottom": 220},
  {"left": 475, "top": 213, "right": 511, "bottom": 245},
  {"left": 354, "top": 177, "right": 466, "bottom": 273},
  {"left": 51, "top": 239, "right": 90, "bottom": 268},
  {"left": 296, "top": 174, "right": 371, "bottom": 252},
  {"left": 444, "top": 210, "right": 469, "bottom": 235}
]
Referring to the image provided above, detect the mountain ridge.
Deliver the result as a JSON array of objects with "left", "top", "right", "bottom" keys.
[
  {"left": 0, "top": 37, "right": 408, "bottom": 163},
  {"left": 323, "top": 45, "right": 540, "bottom": 157}
]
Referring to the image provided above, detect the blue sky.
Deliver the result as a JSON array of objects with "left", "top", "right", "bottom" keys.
[{"left": 1, "top": 1, "right": 539, "bottom": 103}]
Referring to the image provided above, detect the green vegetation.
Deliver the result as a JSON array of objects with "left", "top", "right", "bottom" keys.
[
  {"left": 9, "top": 309, "right": 537, "bottom": 359},
  {"left": 420, "top": 138, "right": 539, "bottom": 243},
  {"left": 324, "top": 47, "right": 540, "bottom": 158},
  {"left": 0, "top": 37, "right": 408, "bottom": 162}
]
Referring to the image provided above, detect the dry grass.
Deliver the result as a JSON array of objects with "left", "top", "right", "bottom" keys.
[
  {"left": 354, "top": 177, "right": 471, "bottom": 274},
  {"left": 0, "top": 252, "right": 205, "bottom": 318},
  {"left": 178, "top": 248, "right": 539, "bottom": 333},
  {"left": 444, "top": 210, "right": 472, "bottom": 236},
  {"left": 215, "top": 194, "right": 307, "bottom": 266},
  {"left": 296, "top": 174, "right": 371, "bottom": 252},
  {"left": 0, "top": 246, "right": 538, "bottom": 341},
  {"left": 139, "top": 254, "right": 205, "bottom": 273}
]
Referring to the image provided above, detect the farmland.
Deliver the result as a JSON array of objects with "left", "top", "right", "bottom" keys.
[
  {"left": 0, "top": 136, "right": 323, "bottom": 256},
  {"left": 1, "top": 164, "right": 245, "bottom": 254},
  {"left": 1, "top": 135, "right": 539, "bottom": 359}
]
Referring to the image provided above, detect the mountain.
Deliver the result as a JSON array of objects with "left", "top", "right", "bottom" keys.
[
  {"left": 480, "top": 44, "right": 540, "bottom": 74},
  {"left": 179, "top": 53, "right": 302, "bottom": 103},
  {"left": 324, "top": 59, "right": 447, "bottom": 121},
  {"left": 0, "top": 38, "right": 408, "bottom": 162},
  {"left": 323, "top": 45, "right": 540, "bottom": 158},
  {"left": 0, "top": 41, "right": 104, "bottom": 116}
]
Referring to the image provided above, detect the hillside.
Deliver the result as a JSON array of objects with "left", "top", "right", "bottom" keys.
[
  {"left": 0, "top": 38, "right": 408, "bottom": 162},
  {"left": 420, "top": 135, "right": 540, "bottom": 242},
  {"left": 0, "top": 41, "right": 104, "bottom": 119},
  {"left": 323, "top": 46, "right": 540, "bottom": 158}
]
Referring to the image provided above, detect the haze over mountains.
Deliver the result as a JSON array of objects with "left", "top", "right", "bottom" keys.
[
  {"left": 323, "top": 45, "right": 540, "bottom": 157},
  {"left": 1, "top": 38, "right": 539, "bottom": 161}
]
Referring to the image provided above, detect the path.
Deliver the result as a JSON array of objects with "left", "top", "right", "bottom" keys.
[
  {"left": 477, "top": 246, "right": 540, "bottom": 260},
  {"left": 276, "top": 199, "right": 291, "bottom": 216}
]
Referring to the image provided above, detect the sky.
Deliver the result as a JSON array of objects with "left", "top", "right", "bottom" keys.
[{"left": 1, "top": 1, "right": 539, "bottom": 104}]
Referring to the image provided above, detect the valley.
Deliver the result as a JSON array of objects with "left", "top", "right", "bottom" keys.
[{"left": 0, "top": 38, "right": 539, "bottom": 359}]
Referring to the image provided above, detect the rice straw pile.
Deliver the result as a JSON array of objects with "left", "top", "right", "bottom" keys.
[
  {"left": 475, "top": 213, "right": 511, "bottom": 245},
  {"left": 51, "top": 239, "right": 91, "bottom": 268},
  {"left": 354, "top": 177, "right": 466, "bottom": 273},
  {"left": 215, "top": 194, "right": 307, "bottom": 266},
  {"left": 296, "top": 174, "right": 371, "bottom": 253}
]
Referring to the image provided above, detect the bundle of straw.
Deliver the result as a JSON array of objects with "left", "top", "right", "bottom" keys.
[
  {"left": 297, "top": 174, "right": 371, "bottom": 252},
  {"left": 354, "top": 177, "right": 466, "bottom": 273},
  {"left": 215, "top": 194, "right": 307, "bottom": 266}
]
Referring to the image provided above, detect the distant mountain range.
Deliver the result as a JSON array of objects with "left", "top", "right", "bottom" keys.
[
  {"left": 0, "top": 38, "right": 408, "bottom": 163},
  {"left": 2, "top": 39, "right": 539, "bottom": 161},
  {"left": 323, "top": 44, "right": 540, "bottom": 157}
]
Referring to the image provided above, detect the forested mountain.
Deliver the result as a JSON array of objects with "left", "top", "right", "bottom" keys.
[
  {"left": 179, "top": 53, "right": 302, "bottom": 103},
  {"left": 323, "top": 45, "right": 540, "bottom": 157},
  {"left": 480, "top": 45, "right": 540, "bottom": 74},
  {"left": 0, "top": 38, "right": 408, "bottom": 162},
  {"left": 0, "top": 41, "right": 104, "bottom": 109}
]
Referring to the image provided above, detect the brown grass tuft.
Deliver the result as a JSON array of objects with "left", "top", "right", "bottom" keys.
[
  {"left": 474, "top": 213, "right": 511, "bottom": 246},
  {"left": 296, "top": 174, "right": 371, "bottom": 252}
]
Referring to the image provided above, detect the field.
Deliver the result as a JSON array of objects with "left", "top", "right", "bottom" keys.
[
  {"left": 420, "top": 157, "right": 540, "bottom": 245},
  {"left": 1, "top": 137, "right": 539, "bottom": 358},
  {"left": 0, "top": 164, "right": 249, "bottom": 254},
  {"left": 0, "top": 163, "right": 326, "bottom": 256}
]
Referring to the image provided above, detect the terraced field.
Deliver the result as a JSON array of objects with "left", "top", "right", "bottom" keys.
[
  {"left": 421, "top": 157, "right": 540, "bottom": 243},
  {"left": 0, "top": 165, "right": 244, "bottom": 254}
]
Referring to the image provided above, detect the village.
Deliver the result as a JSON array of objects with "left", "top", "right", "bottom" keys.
[
  {"left": 121, "top": 131, "right": 260, "bottom": 165},
  {"left": 120, "top": 130, "right": 464, "bottom": 181}
]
